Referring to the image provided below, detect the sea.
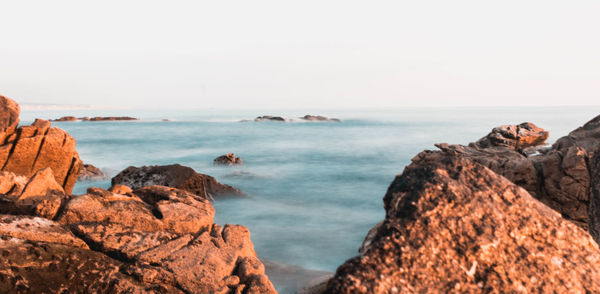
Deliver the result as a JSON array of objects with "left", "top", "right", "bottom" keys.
[{"left": 20, "top": 106, "right": 600, "bottom": 293}]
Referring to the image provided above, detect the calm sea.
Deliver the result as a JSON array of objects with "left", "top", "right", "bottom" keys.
[{"left": 20, "top": 106, "right": 600, "bottom": 292}]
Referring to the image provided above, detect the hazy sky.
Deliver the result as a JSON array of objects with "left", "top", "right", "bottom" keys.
[{"left": 0, "top": 1, "right": 598, "bottom": 109}]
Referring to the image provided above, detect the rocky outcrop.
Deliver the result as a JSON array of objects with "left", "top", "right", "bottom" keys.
[
  {"left": 88, "top": 116, "right": 138, "bottom": 121},
  {"left": 214, "top": 153, "right": 243, "bottom": 166},
  {"left": 112, "top": 164, "right": 246, "bottom": 199},
  {"left": 52, "top": 116, "right": 78, "bottom": 122},
  {"left": 475, "top": 122, "right": 548, "bottom": 151},
  {"left": 0, "top": 97, "right": 82, "bottom": 194},
  {"left": 0, "top": 184, "right": 276, "bottom": 293},
  {"left": 255, "top": 115, "right": 286, "bottom": 122},
  {"left": 78, "top": 163, "right": 107, "bottom": 181},
  {"left": 299, "top": 115, "right": 340, "bottom": 122},
  {"left": 0, "top": 95, "right": 20, "bottom": 143},
  {"left": 326, "top": 150, "right": 600, "bottom": 293}
]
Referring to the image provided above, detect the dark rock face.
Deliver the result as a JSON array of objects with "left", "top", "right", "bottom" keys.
[
  {"left": 214, "top": 153, "right": 243, "bottom": 166},
  {"left": 0, "top": 111, "right": 82, "bottom": 194},
  {"left": 475, "top": 122, "right": 548, "bottom": 151},
  {"left": 112, "top": 164, "right": 246, "bottom": 199},
  {"left": 299, "top": 115, "right": 341, "bottom": 122},
  {"left": 78, "top": 163, "right": 107, "bottom": 181},
  {"left": 326, "top": 150, "right": 600, "bottom": 293},
  {"left": 255, "top": 115, "right": 286, "bottom": 122}
]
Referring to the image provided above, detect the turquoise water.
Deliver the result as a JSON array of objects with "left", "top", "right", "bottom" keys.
[{"left": 20, "top": 107, "right": 600, "bottom": 291}]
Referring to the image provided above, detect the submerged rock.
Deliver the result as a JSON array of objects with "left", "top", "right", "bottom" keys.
[
  {"left": 299, "top": 115, "right": 340, "bottom": 122},
  {"left": 326, "top": 150, "right": 600, "bottom": 293},
  {"left": 78, "top": 163, "right": 108, "bottom": 181},
  {"left": 112, "top": 164, "right": 246, "bottom": 199},
  {"left": 214, "top": 153, "right": 243, "bottom": 166}
]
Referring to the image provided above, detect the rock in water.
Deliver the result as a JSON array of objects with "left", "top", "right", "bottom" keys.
[
  {"left": 78, "top": 163, "right": 107, "bottom": 181},
  {"left": 112, "top": 164, "right": 245, "bottom": 199},
  {"left": 51, "top": 116, "right": 78, "bottom": 122},
  {"left": 254, "top": 115, "right": 286, "bottom": 122},
  {"left": 476, "top": 122, "right": 549, "bottom": 151},
  {"left": 326, "top": 150, "right": 600, "bottom": 293},
  {"left": 214, "top": 153, "right": 243, "bottom": 166},
  {"left": 299, "top": 115, "right": 341, "bottom": 122}
]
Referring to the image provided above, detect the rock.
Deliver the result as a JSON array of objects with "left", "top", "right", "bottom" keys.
[
  {"left": 88, "top": 116, "right": 138, "bottom": 121},
  {"left": 299, "top": 115, "right": 341, "bottom": 122},
  {"left": 214, "top": 153, "right": 243, "bottom": 166},
  {"left": 0, "top": 171, "right": 28, "bottom": 195},
  {"left": 254, "top": 115, "right": 286, "bottom": 122},
  {"left": 108, "top": 184, "right": 133, "bottom": 195},
  {"left": 476, "top": 122, "right": 549, "bottom": 151},
  {"left": 112, "top": 164, "right": 246, "bottom": 199},
  {"left": 78, "top": 163, "right": 107, "bottom": 181},
  {"left": 0, "top": 116, "right": 82, "bottom": 194},
  {"left": 52, "top": 116, "right": 78, "bottom": 122},
  {"left": 0, "top": 214, "right": 88, "bottom": 249},
  {"left": 0, "top": 95, "right": 20, "bottom": 143},
  {"left": 263, "top": 260, "right": 332, "bottom": 294},
  {"left": 326, "top": 150, "right": 600, "bottom": 293}
]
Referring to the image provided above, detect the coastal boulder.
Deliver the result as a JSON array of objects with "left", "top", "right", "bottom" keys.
[
  {"left": 78, "top": 163, "right": 107, "bottom": 181},
  {"left": 0, "top": 95, "right": 20, "bottom": 143},
  {"left": 326, "top": 150, "right": 600, "bottom": 293},
  {"left": 214, "top": 153, "right": 243, "bottom": 166},
  {"left": 0, "top": 113, "right": 82, "bottom": 194},
  {"left": 112, "top": 164, "right": 245, "bottom": 199},
  {"left": 475, "top": 122, "right": 549, "bottom": 151}
]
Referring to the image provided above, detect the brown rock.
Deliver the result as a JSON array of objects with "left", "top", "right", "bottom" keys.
[
  {"left": 112, "top": 164, "right": 246, "bottom": 199},
  {"left": 0, "top": 214, "right": 88, "bottom": 249},
  {"left": 476, "top": 122, "right": 549, "bottom": 151},
  {"left": 0, "top": 95, "right": 20, "bottom": 143},
  {"left": 299, "top": 115, "right": 341, "bottom": 122},
  {"left": 109, "top": 184, "right": 133, "bottom": 195},
  {"left": 327, "top": 150, "right": 600, "bottom": 293},
  {"left": 51, "top": 116, "right": 78, "bottom": 122},
  {"left": 214, "top": 153, "right": 243, "bottom": 166},
  {"left": 0, "top": 171, "right": 28, "bottom": 195},
  {"left": 15, "top": 168, "right": 66, "bottom": 219},
  {"left": 88, "top": 116, "right": 138, "bottom": 121},
  {"left": 254, "top": 115, "right": 286, "bottom": 122},
  {"left": 78, "top": 163, "right": 107, "bottom": 181}
]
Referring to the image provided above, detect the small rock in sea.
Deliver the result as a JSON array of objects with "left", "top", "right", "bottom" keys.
[
  {"left": 162, "top": 119, "right": 171, "bottom": 122},
  {"left": 78, "top": 163, "right": 108, "bottom": 181},
  {"left": 214, "top": 153, "right": 243, "bottom": 166},
  {"left": 299, "top": 114, "right": 341, "bottom": 122},
  {"left": 88, "top": 116, "right": 139, "bottom": 121},
  {"left": 476, "top": 122, "right": 548, "bottom": 151},
  {"left": 254, "top": 115, "right": 286, "bottom": 122},
  {"left": 51, "top": 116, "right": 78, "bottom": 122}
]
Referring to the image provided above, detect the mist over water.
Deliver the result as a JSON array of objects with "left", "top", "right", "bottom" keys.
[{"left": 20, "top": 106, "right": 600, "bottom": 291}]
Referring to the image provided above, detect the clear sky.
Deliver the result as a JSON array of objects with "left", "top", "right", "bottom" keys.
[{"left": 0, "top": 0, "right": 598, "bottom": 109}]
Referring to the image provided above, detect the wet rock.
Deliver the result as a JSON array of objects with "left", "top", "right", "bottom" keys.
[
  {"left": 214, "top": 153, "right": 243, "bottom": 166},
  {"left": 254, "top": 115, "right": 286, "bottom": 122},
  {"left": 327, "top": 150, "right": 600, "bottom": 293},
  {"left": 112, "top": 164, "right": 246, "bottom": 199},
  {"left": 475, "top": 122, "right": 549, "bottom": 151},
  {"left": 0, "top": 95, "right": 20, "bottom": 143},
  {"left": 78, "top": 163, "right": 108, "bottom": 181},
  {"left": 299, "top": 115, "right": 341, "bottom": 122},
  {"left": 51, "top": 116, "right": 78, "bottom": 122}
]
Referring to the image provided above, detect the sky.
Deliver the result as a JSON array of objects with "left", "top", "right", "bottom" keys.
[{"left": 0, "top": 0, "right": 598, "bottom": 109}]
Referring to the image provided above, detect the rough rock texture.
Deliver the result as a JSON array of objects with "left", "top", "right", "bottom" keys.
[
  {"left": 0, "top": 109, "right": 82, "bottom": 194},
  {"left": 214, "top": 153, "right": 244, "bottom": 166},
  {"left": 254, "top": 115, "right": 286, "bottom": 122},
  {"left": 299, "top": 115, "right": 341, "bottom": 122},
  {"left": 326, "top": 150, "right": 600, "bottom": 293},
  {"left": 112, "top": 164, "right": 246, "bottom": 199},
  {"left": 78, "top": 163, "right": 107, "bottom": 181},
  {"left": 476, "top": 122, "right": 549, "bottom": 151},
  {"left": 0, "top": 95, "right": 20, "bottom": 143}
]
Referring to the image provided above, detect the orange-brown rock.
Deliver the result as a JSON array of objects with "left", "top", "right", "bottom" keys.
[
  {"left": 476, "top": 122, "right": 549, "bottom": 151},
  {"left": 0, "top": 117, "right": 82, "bottom": 194},
  {"left": 0, "top": 95, "right": 20, "bottom": 143},
  {"left": 112, "top": 164, "right": 246, "bottom": 199},
  {"left": 78, "top": 163, "right": 107, "bottom": 181},
  {"left": 326, "top": 150, "right": 600, "bottom": 293},
  {"left": 214, "top": 153, "right": 244, "bottom": 166},
  {"left": 51, "top": 116, "right": 78, "bottom": 122}
]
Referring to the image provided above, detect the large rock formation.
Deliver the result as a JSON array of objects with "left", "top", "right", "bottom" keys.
[
  {"left": 0, "top": 96, "right": 82, "bottom": 194},
  {"left": 475, "top": 122, "right": 548, "bottom": 151},
  {"left": 0, "top": 185, "right": 276, "bottom": 293},
  {"left": 326, "top": 150, "right": 600, "bottom": 293},
  {"left": 112, "top": 164, "right": 246, "bottom": 199}
]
